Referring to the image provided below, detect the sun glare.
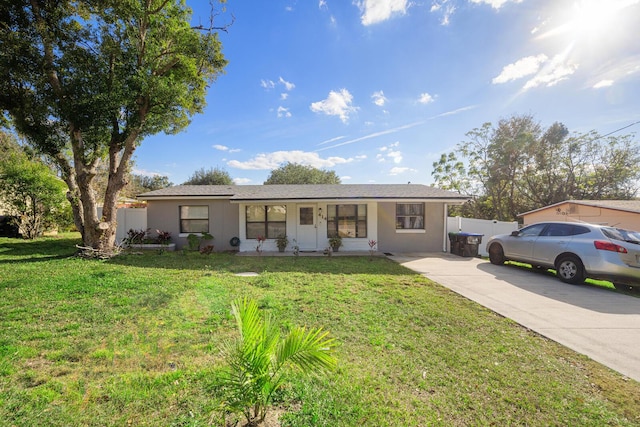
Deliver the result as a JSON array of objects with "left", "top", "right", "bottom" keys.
[
  {"left": 539, "top": 0, "right": 635, "bottom": 42},
  {"left": 568, "top": 0, "right": 618, "bottom": 37}
]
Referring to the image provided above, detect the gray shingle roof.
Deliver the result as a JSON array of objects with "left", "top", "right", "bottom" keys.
[{"left": 138, "top": 184, "right": 468, "bottom": 201}]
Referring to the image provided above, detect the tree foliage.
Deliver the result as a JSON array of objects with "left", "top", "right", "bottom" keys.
[
  {"left": 432, "top": 114, "right": 640, "bottom": 221},
  {"left": 264, "top": 162, "right": 341, "bottom": 185},
  {"left": 91, "top": 160, "right": 173, "bottom": 202},
  {"left": 0, "top": 135, "right": 67, "bottom": 239},
  {"left": 0, "top": 0, "right": 227, "bottom": 253},
  {"left": 183, "top": 166, "right": 232, "bottom": 185},
  {"left": 130, "top": 174, "right": 173, "bottom": 194}
]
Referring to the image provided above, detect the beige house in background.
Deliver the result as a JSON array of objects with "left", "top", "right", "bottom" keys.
[
  {"left": 519, "top": 200, "right": 640, "bottom": 231},
  {"left": 137, "top": 184, "right": 468, "bottom": 253}
]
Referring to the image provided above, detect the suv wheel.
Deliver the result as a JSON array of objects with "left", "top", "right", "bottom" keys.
[
  {"left": 488, "top": 243, "right": 505, "bottom": 265},
  {"left": 555, "top": 255, "right": 585, "bottom": 284}
]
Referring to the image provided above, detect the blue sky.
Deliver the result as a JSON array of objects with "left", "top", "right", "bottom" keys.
[{"left": 134, "top": 0, "right": 640, "bottom": 186}]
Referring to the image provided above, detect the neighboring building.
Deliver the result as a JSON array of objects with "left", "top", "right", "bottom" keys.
[
  {"left": 519, "top": 200, "right": 640, "bottom": 231},
  {"left": 137, "top": 184, "right": 469, "bottom": 253}
]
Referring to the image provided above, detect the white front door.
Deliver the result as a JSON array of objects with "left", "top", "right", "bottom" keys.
[{"left": 296, "top": 205, "right": 317, "bottom": 250}]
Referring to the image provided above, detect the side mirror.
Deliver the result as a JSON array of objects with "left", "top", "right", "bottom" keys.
[{"left": 510, "top": 230, "right": 519, "bottom": 237}]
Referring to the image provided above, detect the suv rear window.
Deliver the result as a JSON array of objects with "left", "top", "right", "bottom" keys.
[{"left": 602, "top": 227, "right": 640, "bottom": 244}]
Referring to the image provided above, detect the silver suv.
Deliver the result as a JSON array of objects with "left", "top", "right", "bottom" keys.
[{"left": 486, "top": 221, "right": 640, "bottom": 289}]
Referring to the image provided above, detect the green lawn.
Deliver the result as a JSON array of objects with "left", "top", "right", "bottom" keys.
[{"left": 1, "top": 234, "right": 639, "bottom": 426}]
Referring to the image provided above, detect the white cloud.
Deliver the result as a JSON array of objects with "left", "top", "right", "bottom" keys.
[
  {"left": 430, "top": 1, "right": 456, "bottom": 25},
  {"left": 469, "top": 0, "right": 523, "bottom": 9},
  {"left": 418, "top": 92, "right": 435, "bottom": 104},
  {"left": 310, "top": 89, "right": 358, "bottom": 123},
  {"left": 317, "top": 135, "right": 347, "bottom": 146},
  {"left": 261, "top": 77, "right": 295, "bottom": 92},
  {"left": 277, "top": 106, "right": 292, "bottom": 118},
  {"left": 389, "top": 166, "right": 416, "bottom": 175},
  {"left": 228, "top": 151, "right": 355, "bottom": 170},
  {"left": 132, "top": 168, "right": 164, "bottom": 177},
  {"left": 319, "top": 0, "right": 327, "bottom": 8},
  {"left": 593, "top": 79, "right": 614, "bottom": 88},
  {"left": 279, "top": 77, "right": 295, "bottom": 91},
  {"left": 260, "top": 79, "right": 275, "bottom": 89},
  {"left": 431, "top": 0, "right": 522, "bottom": 24},
  {"left": 523, "top": 54, "right": 578, "bottom": 90},
  {"left": 317, "top": 121, "right": 424, "bottom": 151},
  {"left": 492, "top": 54, "right": 548, "bottom": 84},
  {"left": 213, "top": 144, "right": 241, "bottom": 153},
  {"left": 372, "top": 90, "right": 387, "bottom": 106},
  {"left": 357, "top": 0, "right": 409, "bottom": 26},
  {"left": 428, "top": 105, "right": 477, "bottom": 119},
  {"left": 280, "top": 93, "right": 289, "bottom": 100},
  {"left": 233, "top": 177, "right": 252, "bottom": 184},
  {"left": 378, "top": 142, "right": 402, "bottom": 163},
  {"left": 341, "top": 175, "right": 352, "bottom": 180},
  {"left": 387, "top": 150, "right": 403, "bottom": 163}
]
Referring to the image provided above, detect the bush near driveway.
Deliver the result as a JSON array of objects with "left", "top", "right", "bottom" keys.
[{"left": 0, "top": 234, "right": 639, "bottom": 426}]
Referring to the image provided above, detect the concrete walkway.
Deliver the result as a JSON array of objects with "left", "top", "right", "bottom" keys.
[{"left": 388, "top": 252, "right": 640, "bottom": 382}]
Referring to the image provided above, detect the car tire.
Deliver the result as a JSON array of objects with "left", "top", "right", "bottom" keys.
[
  {"left": 488, "top": 243, "right": 505, "bottom": 265},
  {"left": 555, "top": 255, "right": 585, "bottom": 284}
]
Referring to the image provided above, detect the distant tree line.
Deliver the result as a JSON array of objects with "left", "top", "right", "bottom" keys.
[
  {"left": 432, "top": 114, "right": 640, "bottom": 221},
  {"left": 179, "top": 163, "right": 341, "bottom": 186}
]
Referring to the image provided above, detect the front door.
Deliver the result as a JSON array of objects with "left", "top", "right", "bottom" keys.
[{"left": 296, "top": 205, "right": 317, "bottom": 250}]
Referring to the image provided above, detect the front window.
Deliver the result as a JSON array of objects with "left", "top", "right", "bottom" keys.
[
  {"left": 327, "top": 204, "right": 367, "bottom": 238},
  {"left": 180, "top": 205, "right": 209, "bottom": 233},
  {"left": 246, "top": 205, "right": 286, "bottom": 239},
  {"left": 517, "top": 223, "right": 546, "bottom": 237},
  {"left": 396, "top": 203, "right": 424, "bottom": 229}
]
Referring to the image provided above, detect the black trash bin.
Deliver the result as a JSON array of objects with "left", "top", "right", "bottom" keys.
[
  {"left": 448, "top": 232, "right": 462, "bottom": 256},
  {"left": 448, "top": 232, "right": 483, "bottom": 257},
  {"left": 460, "top": 232, "right": 483, "bottom": 257}
]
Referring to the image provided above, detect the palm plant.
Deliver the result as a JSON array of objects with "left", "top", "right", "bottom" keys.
[{"left": 220, "top": 298, "right": 336, "bottom": 426}]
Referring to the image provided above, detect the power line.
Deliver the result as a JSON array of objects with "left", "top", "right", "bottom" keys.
[{"left": 600, "top": 120, "right": 640, "bottom": 138}]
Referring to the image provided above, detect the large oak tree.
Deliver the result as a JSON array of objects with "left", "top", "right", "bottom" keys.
[{"left": 0, "top": 0, "right": 227, "bottom": 253}]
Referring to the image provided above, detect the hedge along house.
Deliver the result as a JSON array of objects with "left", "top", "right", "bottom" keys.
[{"left": 136, "top": 184, "right": 469, "bottom": 253}]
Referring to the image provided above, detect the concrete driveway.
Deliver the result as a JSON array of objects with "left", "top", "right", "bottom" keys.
[{"left": 388, "top": 252, "right": 640, "bottom": 382}]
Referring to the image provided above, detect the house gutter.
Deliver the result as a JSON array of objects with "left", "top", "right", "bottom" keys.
[{"left": 443, "top": 203, "right": 449, "bottom": 252}]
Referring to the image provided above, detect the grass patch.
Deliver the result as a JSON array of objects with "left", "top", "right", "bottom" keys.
[{"left": 1, "top": 234, "right": 639, "bottom": 426}]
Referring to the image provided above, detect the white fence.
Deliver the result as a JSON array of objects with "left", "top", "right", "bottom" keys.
[
  {"left": 446, "top": 217, "right": 518, "bottom": 257},
  {"left": 98, "top": 207, "right": 148, "bottom": 244},
  {"left": 115, "top": 208, "right": 147, "bottom": 243}
]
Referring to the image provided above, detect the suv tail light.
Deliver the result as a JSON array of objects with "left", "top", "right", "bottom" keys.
[{"left": 594, "top": 240, "right": 628, "bottom": 253}]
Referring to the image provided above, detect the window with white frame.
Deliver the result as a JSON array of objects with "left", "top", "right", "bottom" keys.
[
  {"left": 327, "top": 204, "right": 367, "bottom": 238},
  {"left": 246, "top": 205, "right": 286, "bottom": 239},
  {"left": 180, "top": 205, "right": 209, "bottom": 233},
  {"left": 396, "top": 203, "right": 424, "bottom": 229}
]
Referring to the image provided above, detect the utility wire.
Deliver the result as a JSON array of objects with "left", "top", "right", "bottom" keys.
[{"left": 600, "top": 119, "right": 640, "bottom": 138}]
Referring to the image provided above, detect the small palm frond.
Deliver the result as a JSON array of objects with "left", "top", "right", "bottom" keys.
[{"left": 276, "top": 326, "right": 337, "bottom": 374}]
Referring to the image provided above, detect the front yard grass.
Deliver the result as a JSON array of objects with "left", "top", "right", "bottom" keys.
[{"left": 1, "top": 234, "right": 639, "bottom": 426}]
